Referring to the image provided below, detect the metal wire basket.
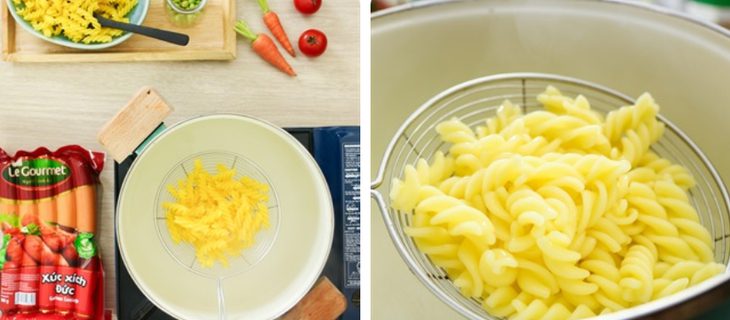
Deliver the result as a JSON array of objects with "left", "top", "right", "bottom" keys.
[
  {"left": 155, "top": 150, "right": 281, "bottom": 279},
  {"left": 370, "top": 73, "right": 730, "bottom": 319}
]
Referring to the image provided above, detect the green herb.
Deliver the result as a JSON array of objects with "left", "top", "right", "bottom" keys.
[
  {"left": 0, "top": 234, "right": 10, "bottom": 269},
  {"left": 22, "top": 223, "right": 40, "bottom": 236},
  {"left": 0, "top": 213, "right": 19, "bottom": 227},
  {"left": 75, "top": 232, "right": 97, "bottom": 259}
]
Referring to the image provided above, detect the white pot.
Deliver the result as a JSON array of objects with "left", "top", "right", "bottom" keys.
[{"left": 372, "top": 1, "right": 730, "bottom": 319}]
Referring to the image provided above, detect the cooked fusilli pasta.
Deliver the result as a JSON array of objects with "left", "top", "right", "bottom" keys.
[
  {"left": 164, "top": 159, "right": 270, "bottom": 268},
  {"left": 391, "top": 86, "right": 726, "bottom": 319},
  {"left": 12, "top": 0, "right": 138, "bottom": 44}
]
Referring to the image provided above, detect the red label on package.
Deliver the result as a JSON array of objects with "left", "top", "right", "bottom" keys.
[
  {"left": 38, "top": 265, "right": 56, "bottom": 313},
  {"left": 17, "top": 265, "right": 39, "bottom": 312},
  {"left": 0, "top": 265, "right": 19, "bottom": 312},
  {"left": 0, "top": 146, "right": 105, "bottom": 320},
  {"left": 74, "top": 267, "right": 96, "bottom": 318}
]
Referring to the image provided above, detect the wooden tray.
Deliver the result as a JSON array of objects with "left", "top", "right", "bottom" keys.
[{"left": 1, "top": 0, "right": 236, "bottom": 62}]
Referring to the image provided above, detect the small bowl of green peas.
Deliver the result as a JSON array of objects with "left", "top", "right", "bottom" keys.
[{"left": 166, "top": 0, "right": 207, "bottom": 27}]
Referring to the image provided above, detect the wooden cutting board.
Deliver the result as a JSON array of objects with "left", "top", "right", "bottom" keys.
[{"left": 1, "top": 0, "right": 236, "bottom": 62}]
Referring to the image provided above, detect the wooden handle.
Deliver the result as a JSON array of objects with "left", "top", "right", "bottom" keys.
[
  {"left": 281, "top": 277, "right": 347, "bottom": 320},
  {"left": 97, "top": 87, "right": 173, "bottom": 162}
]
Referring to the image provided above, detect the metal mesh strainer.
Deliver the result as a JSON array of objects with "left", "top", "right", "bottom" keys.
[
  {"left": 371, "top": 73, "right": 730, "bottom": 319},
  {"left": 154, "top": 150, "right": 281, "bottom": 279}
]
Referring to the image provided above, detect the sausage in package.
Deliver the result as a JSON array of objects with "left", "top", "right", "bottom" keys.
[{"left": 0, "top": 146, "right": 105, "bottom": 320}]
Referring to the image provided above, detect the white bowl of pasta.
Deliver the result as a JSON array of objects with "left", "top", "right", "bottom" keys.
[
  {"left": 371, "top": 73, "right": 730, "bottom": 320},
  {"left": 6, "top": 0, "right": 148, "bottom": 50}
]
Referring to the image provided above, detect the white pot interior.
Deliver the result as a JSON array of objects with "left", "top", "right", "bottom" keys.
[{"left": 372, "top": 1, "right": 730, "bottom": 318}]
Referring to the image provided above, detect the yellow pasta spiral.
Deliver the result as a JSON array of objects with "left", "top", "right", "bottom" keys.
[
  {"left": 391, "top": 86, "right": 726, "bottom": 319},
  {"left": 164, "top": 159, "right": 270, "bottom": 268},
  {"left": 13, "top": 0, "right": 138, "bottom": 44}
]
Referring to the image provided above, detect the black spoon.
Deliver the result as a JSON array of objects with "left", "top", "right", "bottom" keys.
[{"left": 95, "top": 15, "right": 190, "bottom": 46}]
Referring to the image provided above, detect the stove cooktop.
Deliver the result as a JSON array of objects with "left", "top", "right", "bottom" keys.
[{"left": 113, "top": 127, "right": 360, "bottom": 320}]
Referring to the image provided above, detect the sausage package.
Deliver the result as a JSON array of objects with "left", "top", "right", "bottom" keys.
[{"left": 0, "top": 146, "right": 105, "bottom": 320}]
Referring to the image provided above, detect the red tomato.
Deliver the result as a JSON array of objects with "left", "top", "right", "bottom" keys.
[
  {"left": 298, "top": 29, "right": 327, "bottom": 57},
  {"left": 294, "top": 0, "right": 321, "bottom": 15}
]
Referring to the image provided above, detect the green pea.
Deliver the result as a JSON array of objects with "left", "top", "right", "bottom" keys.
[{"left": 166, "top": 0, "right": 205, "bottom": 27}]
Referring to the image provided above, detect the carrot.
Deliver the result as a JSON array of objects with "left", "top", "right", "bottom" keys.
[
  {"left": 257, "top": 0, "right": 296, "bottom": 57},
  {"left": 234, "top": 20, "right": 296, "bottom": 77}
]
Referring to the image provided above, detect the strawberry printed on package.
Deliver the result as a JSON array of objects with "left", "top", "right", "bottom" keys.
[{"left": 0, "top": 146, "right": 105, "bottom": 320}]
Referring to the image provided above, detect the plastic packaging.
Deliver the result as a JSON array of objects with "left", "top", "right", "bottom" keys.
[{"left": 0, "top": 146, "right": 105, "bottom": 320}]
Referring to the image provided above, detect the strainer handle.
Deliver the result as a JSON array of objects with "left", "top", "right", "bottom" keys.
[
  {"left": 370, "top": 189, "right": 389, "bottom": 216},
  {"left": 97, "top": 86, "right": 173, "bottom": 163}
]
